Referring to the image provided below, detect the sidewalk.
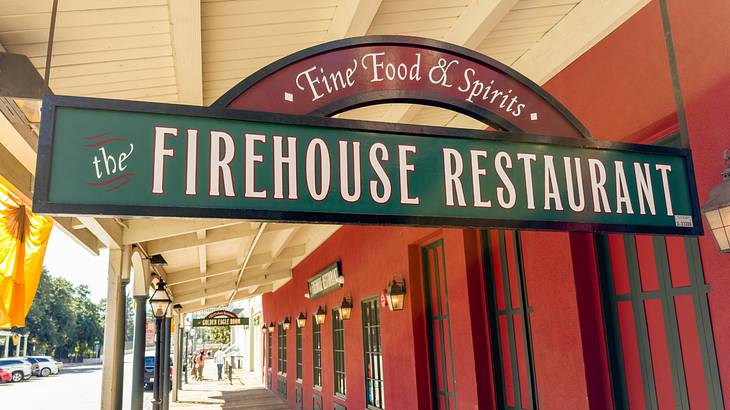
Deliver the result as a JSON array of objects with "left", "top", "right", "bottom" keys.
[{"left": 172, "top": 361, "right": 288, "bottom": 409}]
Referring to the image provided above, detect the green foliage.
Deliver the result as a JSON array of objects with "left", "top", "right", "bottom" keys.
[
  {"left": 24, "top": 268, "right": 104, "bottom": 360},
  {"left": 209, "top": 326, "right": 230, "bottom": 345}
]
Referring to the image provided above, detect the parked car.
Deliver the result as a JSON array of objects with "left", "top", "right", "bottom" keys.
[
  {"left": 143, "top": 355, "right": 173, "bottom": 390},
  {"left": 25, "top": 356, "right": 61, "bottom": 377},
  {"left": 0, "top": 368, "right": 11, "bottom": 383},
  {"left": 0, "top": 358, "right": 33, "bottom": 382}
]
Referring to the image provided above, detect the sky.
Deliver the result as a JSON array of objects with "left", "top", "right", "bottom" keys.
[{"left": 43, "top": 226, "right": 109, "bottom": 303}]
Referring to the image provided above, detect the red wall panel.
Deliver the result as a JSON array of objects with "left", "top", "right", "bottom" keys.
[
  {"left": 262, "top": 226, "right": 491, "bottom": 410},
  {"left": 544, "top": 0, "right": 730, "bottom": 401}
]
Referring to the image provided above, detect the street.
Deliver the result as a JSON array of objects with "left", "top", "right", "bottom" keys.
[{"left": 0, "top": 354, "right": 153, "bottom": 409}]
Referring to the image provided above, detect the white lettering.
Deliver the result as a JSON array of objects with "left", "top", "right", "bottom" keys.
[
  {"left": 369, "top": 143, "right": 391, "bottom": 203},
  {"left": 244, "top": 133, "right": 267, "bottom": 198},
  {"left": 152, "top": 126, "right": 177, "bottom": 194},
  {"left": 209, "top": 131, "right": 236, "bottom": 197},
  {"left": 273, "top": 136, "right": 298, "bottom": 200},
  {"left": 306, "top": 138, "right": 330, "bottom": 201},
  {"left": 443, "top": 148, "right": 466, "bottom": 207}
]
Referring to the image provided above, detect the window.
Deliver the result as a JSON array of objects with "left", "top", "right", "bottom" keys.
[
  {"left": 362, "top": 297, "right": 384, "bottom": 409},
  {"left": 313, "top": 316, "right": 322, "bottom": 388},
  {"left": 278, "top": 323, "right": 288, "bottom": 374},
  {"left": 333, "top": 307, "right": 346, "bottom": 398},
  {"left": 597, "top": 234, "right": 723, "bottom": 408},
  {"left": 267, "top": 331, "right": 273, "bottom": 369},
  {"left": 296, "top": 321, "right": 303, "bottom": 380},
  {"left": 482, "top": 230, "right": 536, "bottom": 410}
]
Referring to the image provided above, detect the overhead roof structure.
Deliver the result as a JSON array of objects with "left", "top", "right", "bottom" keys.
[{"left": 0, "top": 0, "right": 649, "bottom": 312}]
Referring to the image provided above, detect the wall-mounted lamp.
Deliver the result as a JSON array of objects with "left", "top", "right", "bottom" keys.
[
  {"left": 315, "top": 306, "right": 327, "bottom": 325},
  {"left": 339, "top": 297, "right": 353, "bottom": 320},
  {"left": 262, "top": 324, "right": 268, "bottom": 334},
  {"left": 282, "top": 317, "right": 291, "bottom": 331},
  {"left": 337, "top": 275, "right": 345, "bottom": 285},
  {"left": 304, "top": 293, "right": 311, "bottom": 299},
  {"left": 386, "top": 279, "right": 407, "bottom": 311},
  {"left": 297, "top": 312, "right": 307, "bottom": 328},
  {"left": 268, "top": 322, "right": 275, "bottom": 333},
  {"left": 702, "top": 150, "right": 730, "bottom": 253}
]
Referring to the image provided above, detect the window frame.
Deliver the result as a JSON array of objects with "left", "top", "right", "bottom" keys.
[
  {"left": 278, "top": 323, "right": 288, "bottom": 375},
  {"left": 362, "top": 296, "right": 385, "bottom": 410},
  {"left": 296, "top": 319, "right": 303, "bottom": 381},
  {"left": 332, "top": 307, "right": 346, "bottom": 399},
  {"left": 312, "top": 314, "right": 323, "bottom": 389},
  {"left": 267, "top": 330, "right": 273, "bottom": 370}
]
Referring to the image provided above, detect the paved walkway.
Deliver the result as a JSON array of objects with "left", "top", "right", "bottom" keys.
[{"left": 172, "top": 361, "right": 288, "bottom": 410}]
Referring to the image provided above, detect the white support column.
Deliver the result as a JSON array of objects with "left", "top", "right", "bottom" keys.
[
  {"left": 100, "top": 247, "right": 130, "bottom": 410},
  {"left": 3, "top": 335, "right": 8, "bottom": 357},
  {"left": 172, "top": 310, "right": 181, "bottom": 402},
  {"left": 23, "top": 335, "right": 28, "bottom": 356}
]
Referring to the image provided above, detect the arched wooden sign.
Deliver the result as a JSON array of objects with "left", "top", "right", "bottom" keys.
[
  {"left": 33, "top": 36, "right": 701, "bottom": 235},
  {"left": 215, "top": 36, "right": 590, "bottom": 139}
]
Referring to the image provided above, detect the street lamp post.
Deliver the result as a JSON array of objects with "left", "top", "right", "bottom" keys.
[{"left": 149, "top": 280, "right": 172, "bottom": 410}]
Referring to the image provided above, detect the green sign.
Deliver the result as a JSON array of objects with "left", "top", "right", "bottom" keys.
[
  {"left": 192, "top": 310, "right": 248, "bottom": 327},
  {"left": 34, "top": 95, "right": 701, "bottom": 235},
  {"left": 192, "top": 317, "right": 248, "bottom": 327},
  {"left": 307, "top": 262, "right": 342, "bottom": 299}
]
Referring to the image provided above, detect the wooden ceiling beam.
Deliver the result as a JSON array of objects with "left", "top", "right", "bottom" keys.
[
  {"left": 174, "top": 269, "right": 290, "bottom": 305},
  {"left": 326, "top": 0, "right": 383, "bottom": 40},
  {"left": 122, "top": 218, "right": 239, "bottom": 245},
  {"left": 77, "top": 216, "right": 124, "bottom": 250},
  {"left": 511, "top": 0, "right": 650, "bottom": 85},
  {"left": 142, "top": 222, "right": 255, "bottom": 255},
  {"left": 385, "top": 0, "right": 518, "bottom": 123},
  {"left": 168, "top": 0, "right": 203, "bottom": 105}
]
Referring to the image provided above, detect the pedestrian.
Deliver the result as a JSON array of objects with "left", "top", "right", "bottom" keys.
[
  {"left": 214, "top": 349, "right": 225, "bottom": 381},
  {"left": 196, "top": 351, "right": 206, "bottom": 380}
]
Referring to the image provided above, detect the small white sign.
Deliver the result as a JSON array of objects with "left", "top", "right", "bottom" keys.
[
  {"left": 530, "top": 112, "right": 538, "bottom": 121},
  {"left": 674, "top": 215, "right": 693, "bottom": 228},
  {"left": 284, "top": 92, "right": 294, "bottom": 102}
]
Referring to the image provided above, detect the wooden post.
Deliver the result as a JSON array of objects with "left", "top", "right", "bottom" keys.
[{"left": 100, "top": 246, "right": 130, "bottom": 410}]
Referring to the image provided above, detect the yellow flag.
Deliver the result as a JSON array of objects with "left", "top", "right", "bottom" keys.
[{"left": 0, "top": 183, "right": 52, "bottom": 329}]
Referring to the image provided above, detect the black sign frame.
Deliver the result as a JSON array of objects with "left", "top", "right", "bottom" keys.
[{"left": 34, "top": 94, "right": 702, "bottom": 236}]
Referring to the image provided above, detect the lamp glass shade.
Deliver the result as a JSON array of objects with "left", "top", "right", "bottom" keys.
[
  {"left": 705, "top": 208, "right": 730, "bottom": 252},
  {"left": 340, "top": 298, "right": 352, "bottom": 320},
  {"left": 282, "top": 317, "right": 291, "bottom": 331},
  {"left": 268, "top": 322, "right": 275, "bottom": 332},
  {"left": 702, "top": 175, "right": 730, "bottom": 253},
  {"left": 315, "top": 307, "right": 326, "bottom": 325},
  {"left": 386, "top": 280, "right": 406, "bottom": 311},
  {"left": 262, "top": 325, "right": 267, "bottom": 334},
  {"left": 297, "top": 313, "right": 307, "bottom": 328},
  {"left": 149, "top": 283, "right": 171, "bottom": 318}
]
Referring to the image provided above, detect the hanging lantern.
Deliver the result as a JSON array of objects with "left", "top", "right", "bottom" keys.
[
  {"left": 282, "top": 317, "right": 291, "bottom": 331},
  {"left": 148, "top": 279, "right": 172, "bottom": 319},
  {"left": 268, "top": 322, "right": 275, "bottom": 333},
  {"left": 262, "top": 324, "right": 268, "bottom": 334}
]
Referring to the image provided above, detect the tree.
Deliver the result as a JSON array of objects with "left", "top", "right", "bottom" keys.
[
  {"left": 210, "top": 326, "right": 230, "bottom": 345},
  {"left": 71, "top": 284, "right": 104, "bottom": 359},
  {"left": 24, "top": 268, "right": 104, "bottom": 360}
]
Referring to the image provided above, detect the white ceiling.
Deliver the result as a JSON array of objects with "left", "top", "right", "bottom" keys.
[{"left": 0, "top": 0, "right": 649, "bottom": 312}]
